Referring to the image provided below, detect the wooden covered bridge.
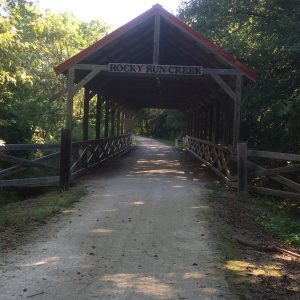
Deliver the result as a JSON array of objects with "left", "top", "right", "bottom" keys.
[
  {"left": 54, "top": 4, "right": 256, "bottom": 189},
  {"left": 1, "top": 4, "right": 300, "bottom": 198}
]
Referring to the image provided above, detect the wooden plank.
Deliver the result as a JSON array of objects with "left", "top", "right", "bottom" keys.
[
  {"left": 248, "top": 149, "right": 300, "bottom": 162},
  {"left": 60, "top": 128, "right": 71, "bottom": 190},
  {"left": 248, "top": 185, "right": 300, "bottom": 199},
  {"left": 153, "top": 13, "right": 161, "bottom": 64},
  {"left": 237, "top": 142, "right": 248, "bottom": 194},
  {"left": 83, "top": 89, "right": 90, "bottom": 141},
  {"left": 0, "top": 144, "right": 60, "bottom": 151},
  {"left": 95, "top": 94, "right": 102, "bottom": 139},
  {"left": 212, "top": 75, "right": 237, "bottom": 101},
  {"left": 74, "top": 64, "right": 108, "bottom": 71},
  {"left": 66, "top": 67, "right": 75, "bottom": 130},
  {"left": 247, "top": 161, "right": 300, "bottom": 193},
  {"left": 0, "top": 176, "right": 59, "bottom": 187},
  {"left": 0, "top": 154, "right": 58, "bottom": 171},
  {"left": 0, "top": 152, "right": 60, "bottom": 179},
  {"left": 250, "top": 164, "right": 300, "bottom": 178},
  {"left": 73, "top": 70, "right": 100, "bottom": 95}
]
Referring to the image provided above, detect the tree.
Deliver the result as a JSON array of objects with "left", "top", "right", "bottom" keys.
[{"left": 178, "top": 0, "right": 300, "bottom": 152}]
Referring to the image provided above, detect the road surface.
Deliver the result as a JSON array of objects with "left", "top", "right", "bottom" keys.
[{"left": 0, "top": 137, "right": 233, "bottom": 299}]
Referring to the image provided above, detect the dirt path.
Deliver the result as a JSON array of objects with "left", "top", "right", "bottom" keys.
[{"left": 0, "top": 137, "right": 233, "bottom": 299}]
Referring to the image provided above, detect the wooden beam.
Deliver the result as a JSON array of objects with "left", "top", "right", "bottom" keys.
[
  {"left": 73, "top": 70, "right": 100, "bottom": 95},
  {"left": 66, "top": 67, "right": 75, "bottom": 130},
  {"left": 104, "top": 99, "right": 110, "bottom": 138},
  {"left": 83, "top": 89, "right": 90, "bottom": 141},
  {"left": 211, "top": 75, "right": 237, "bottom": 101},
  {"left": 95, "top": 94, "right": 102, "bottom": 139},
  {"left": 247, "top": 149, "right": 300, "bottom": 162},
  {"left": 153, "top": 13, "right": 161, "bottom": 64}
]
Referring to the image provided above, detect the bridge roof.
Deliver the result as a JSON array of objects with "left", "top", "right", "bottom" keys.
[{"left": 54, "top": 4, "right": 257, "bottom": 112}]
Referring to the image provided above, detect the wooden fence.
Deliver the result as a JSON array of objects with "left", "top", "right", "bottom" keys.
[
  {"left": 0, "top": 135, "right": 132, "bottom": 188},
  {"left": 184, "top": 136, "right": 300, "bottom": 199}
]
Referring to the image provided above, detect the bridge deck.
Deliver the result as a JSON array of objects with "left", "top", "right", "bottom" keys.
[{"left": 0, "top": 137, "right": 233, "bottom": 299}]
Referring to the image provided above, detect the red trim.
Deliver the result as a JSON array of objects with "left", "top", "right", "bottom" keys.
[{"left": 54, "top": 5, "right": 257, "bottom": 81}]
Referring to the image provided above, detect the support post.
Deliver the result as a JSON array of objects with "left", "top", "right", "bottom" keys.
[
  {"left": 116, "top": 110, "right": 121, "bottom": 136},
  {"left": 203, "top": 110, "right": 208, "bottom": 140},
  {"left": 104, "top": 99, "right": 110, "bottom": 138},
  {"left": 60, "top": 128, "right": 71, "bottom": 191},
  {"left": 95, "top": 94, "right": 102, "bottom": 139},
  {"left": 83, "top": 89, "right": 89, "bottom": 141},
  {"left": 153, "top": 13, "right": 160, "bottom": 64},
  {"left": 110, "top": 102, "right": 116, "bottom": 137},
  {"left": 209, "top": 107, "right": 213, "bottom": 141},
  {"left": 233, "top": 75, "right": 242, "bottom": 151},
  {"left": 120, "top": 112, "right": 125, "bottom": 135},
  {"left": 66, "top": 67, "right": 75, "bottom": 130},
  {"left": 237, "top": 142, "right": 248, "bottom": 196}
]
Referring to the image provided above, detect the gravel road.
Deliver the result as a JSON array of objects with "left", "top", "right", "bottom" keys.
[{"left": 0, "top": 137, "right": 233, "bottom": 299}]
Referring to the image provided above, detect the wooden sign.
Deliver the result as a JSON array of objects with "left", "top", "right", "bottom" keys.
[{"left": 108, "top": 63, "right": 203, "bottom": 76}]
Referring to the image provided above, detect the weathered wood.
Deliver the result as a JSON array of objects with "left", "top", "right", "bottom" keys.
[
  {"left": 237, "top": 142, "right": 248, "bottom": 194},
  {"left": 0, "top": 154, "right": 58, "bottom": 171},
  {"left": 95, "top": 94, "right": 102, "bottom": 139},
  {"left": 250, "top": 164, "right": 300, "bottom": 178},
  {"left": 83, "top": 89, "right": 90, "bottom": 141},
  {"left": 248, "top": 186, "right": 300, "bottom": 199},
  {"left": 116, "top": 110, "right": 121, "bottom": 136},
  {"left": 247, "top": 161, "right": 300, "bottom": 193},
  {"left": 212, "top": 75, "right": 237, "bottom": 101},
  {"left": 110, "top": 103, "right": 116, "bottom": 137},
  {"left": 233, "top": 75, "right": 242, "bottom": 151},
  {"left": 0, "top": 144, "right": 60, "bottom": 151},
  {"left": 66, "top": 67, "right": 75, "bottom": 130},
  {"left": 73, "top": 70, "right": 100, "bottom": 95},
  {"left": 153, "top": 13, "right": 161, "bottom": 64},
  {"left": 0, "top": 176, "right": 59, "bottom": 187},
  {"left": 248, "top": 149, "right": 300, "bottom": 162},
  {"left": 0, "top": 152, "right": 60, "bottom": 179},
  {"left": 60, "top": 128, "right": 71, "bottom": 190},
  {"left": 104, "top": 99, "right": 110, "bottom": 138},
  {"left": 120, "top": 112, "right": 125, "bottom": 135}
]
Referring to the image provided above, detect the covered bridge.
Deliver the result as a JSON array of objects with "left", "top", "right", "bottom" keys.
[{"left": 54, "top": 4, "right": 257, "bottom": 189}]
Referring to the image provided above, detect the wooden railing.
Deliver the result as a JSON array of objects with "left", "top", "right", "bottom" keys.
[
  {"left": 184, "top": 135, "right": 236, "bottom": 187},
  {"left": 0, "top": 144, "right": 61, "bottom": 187},
  {"left": 71, "top": 135, "right": 132, "bottom": 179},
  {"left": 0, "top": 135, "right": 132, "bottom": 188},
  {"left": 184, "top": 136, "right": 300, "bottom": 199}
]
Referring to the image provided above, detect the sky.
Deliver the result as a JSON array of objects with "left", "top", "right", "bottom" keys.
[{"left": 35, "top": 0, "right": 183, "bottom": 28}]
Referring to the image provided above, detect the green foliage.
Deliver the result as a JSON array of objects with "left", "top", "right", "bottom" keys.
[
  {"left": 134, "top": 108, "right": 185, "bottom": 140},
  {"left": 0, "top": 0, "right": 110, "bottom": 144},
  {"left": 262, "top": 212, "right": 300, "bottom": 247},
  {"left": 0, "top": 186, "right": 87, "bottom": 226},
  {"left": 178, "top": 0, "right": 300, "bottom": 152}
]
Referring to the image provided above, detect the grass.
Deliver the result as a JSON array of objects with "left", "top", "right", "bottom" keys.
[
  {"left": 0, "top": 187, "right": 87, "bottom": 227},
  {"left": 249, "top": 194, "right": 300, "bottom": 248}
]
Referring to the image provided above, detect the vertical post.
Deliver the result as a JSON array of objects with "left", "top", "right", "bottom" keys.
[
  {"left": 104, "top": 99, "right": 110, "bottom": 138},
  {"left": 110, "top": 102, "right": 116, "bottom": 137},
  {"left": 212, "top": 106, "right": 217, "bottom": 143},
  {"left": 215, "top": 102, "right": 220, "bottom": 143},
  {"left": 203, "top": 110, "right": 208, "bottom": 140},
  {"left": 237, "top": 142, "right": 248, "bottom": 196},
  {"left": 116, "top": 110, "right": 121, "bottom": 136},
  {"left": 153, "top": 13, "right": 160, "bottom": 64},
  {"left": 60, "top": 128, "right": 71, "bottom": 190},
  {"left": 209, "top": 107, "right": 213, "bottom": 141},
  {"left": 66, "top": 67, "right": 75, "bottom": 130},
  {"left": 83, "top": 89, "right": 89, "bottom": 141},
  {"left": 233, "top": 75, "right": 242, "bottom": 151},
  {"left": 120, "top": 112, "right": 124, "bottom": 135},
  {"left": 95, "top": 94, "right": 102, "bottom": 139}
]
